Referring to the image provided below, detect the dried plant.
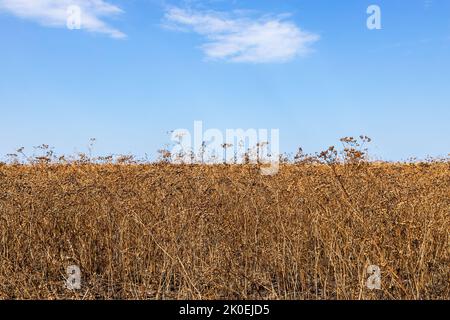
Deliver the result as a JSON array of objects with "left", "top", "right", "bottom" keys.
[{"left": 0, "top": 139, "right": 448, "bottom": 300}]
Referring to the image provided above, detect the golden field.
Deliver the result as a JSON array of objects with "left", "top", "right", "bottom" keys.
[{"left": 0, "top": 154, "right": 448, "bottom": 299}]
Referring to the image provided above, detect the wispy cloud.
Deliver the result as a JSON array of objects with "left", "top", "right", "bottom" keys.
[
  {"left": 164, "top": 7, "right": 319, "bottom": 63},
  {"left": 0, "top": 0, "right": 125, "bottom": 38}
]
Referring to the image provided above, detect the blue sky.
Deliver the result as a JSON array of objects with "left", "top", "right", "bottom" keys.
[{"left": 1, "top": 0, "right": 449, "bottom": 161}]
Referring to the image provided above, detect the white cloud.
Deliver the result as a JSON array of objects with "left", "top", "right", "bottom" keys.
[
  {"left": 164, "top": 7, "right": 319, "bottom": 63},
  {"left": 0, "top": 0, "right": 125, "bottom": 38}
]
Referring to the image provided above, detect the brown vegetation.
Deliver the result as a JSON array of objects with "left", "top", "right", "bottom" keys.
[{"left": 0, "top": 141, "right": 448, "bottom": 299}]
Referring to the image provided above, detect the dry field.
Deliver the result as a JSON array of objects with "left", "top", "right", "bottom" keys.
[{"left": 0, "top": 151, "right": 449, "bottom": 299}]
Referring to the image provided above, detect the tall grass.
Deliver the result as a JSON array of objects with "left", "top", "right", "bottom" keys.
[{"left": 0, "top": 141, "right": 448, "bottom": 299}]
